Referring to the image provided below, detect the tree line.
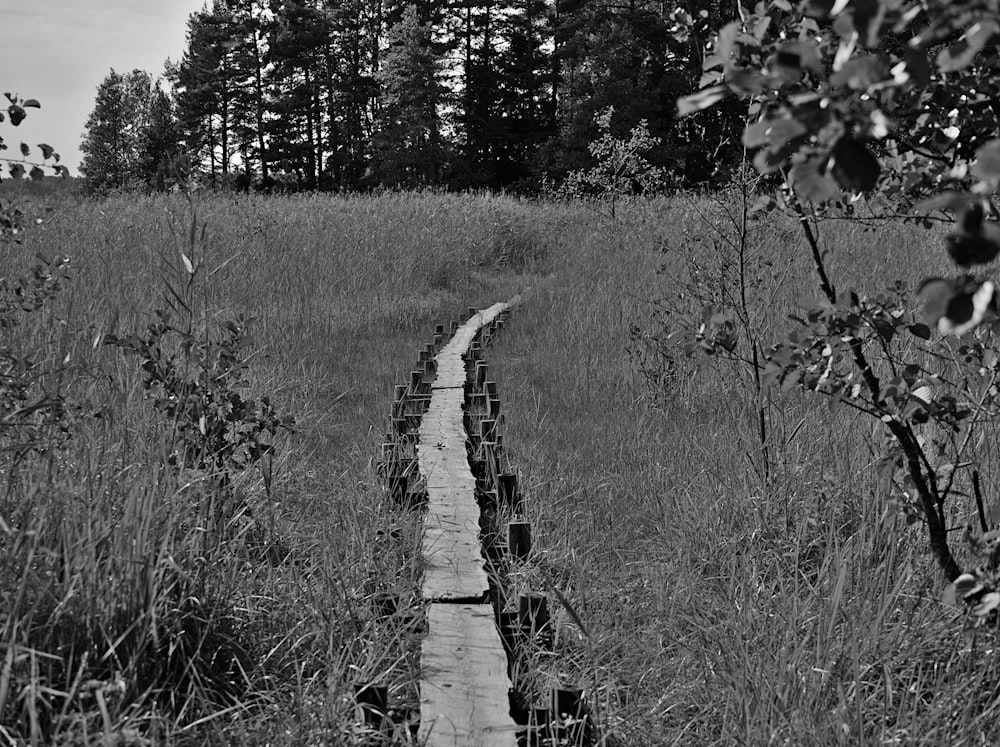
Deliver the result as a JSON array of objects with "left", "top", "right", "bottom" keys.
[{"left": 80, "top": 0, "right": 745, "bottom": 193}]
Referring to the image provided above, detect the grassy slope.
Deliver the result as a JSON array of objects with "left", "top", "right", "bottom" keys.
[{"left": 2, "top": 189, "right": 999, "bottom": 745}]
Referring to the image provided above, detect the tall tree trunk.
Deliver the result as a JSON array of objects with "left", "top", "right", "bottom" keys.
[
  {"left": 304, "top": 67, "right": 318, "bottom": 188},
  {"left": 221, "top": 54, "right": 231, "bottom": 175},
  {"left": 250, "top": 17, "right": 269, "bottom": 181}
]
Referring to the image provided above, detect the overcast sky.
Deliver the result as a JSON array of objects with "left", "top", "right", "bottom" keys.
[{"left": 1, "top": 0, "right": 208, "bottom": 173}]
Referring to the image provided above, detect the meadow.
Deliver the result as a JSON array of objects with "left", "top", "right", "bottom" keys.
[{"left": 0, "top": 186, "right": 997, "bottom": 745}]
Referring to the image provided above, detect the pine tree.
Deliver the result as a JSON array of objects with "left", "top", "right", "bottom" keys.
[
  {"left": 172, "top": 3, "right": 251, "bottom": 184},
  {"left": 140, "top": 84, "right": 183, "bottom": 190},
  {"left": 371, "top": 4, "right": 448, "bottom": 187},
  {"left": 492, "top": 0, "right": 552, "bottom": 187},
  {"left": 79, "top": 69, "right": 154, "bottom": 191},
  {"left": 328, "top": 0, "right": 381, "bottom": 186},
  {"left": 267, "top": 0, "right": 334, "bottom": 189},
  {"left": 227, "top": 0, "right": 272, "bottom": 183}
]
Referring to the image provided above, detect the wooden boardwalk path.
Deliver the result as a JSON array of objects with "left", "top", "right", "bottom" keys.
[{"left": 417, "top": 302, "right": 519, "bottom": 746}]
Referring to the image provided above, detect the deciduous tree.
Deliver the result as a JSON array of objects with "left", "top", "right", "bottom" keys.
[{"left": 80, "top": 69, "right": 154, "bottom": 191}]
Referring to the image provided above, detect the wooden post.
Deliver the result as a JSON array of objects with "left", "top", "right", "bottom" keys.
[
  {"left": 508, "top": 687, "right": 530, "bottom": 725},
  {"left": 497, "top": 611, "right": 520, "bottom": 660},
  {"left": 552, "top": 687, "right": 589, "bottom": 745},
  {"left": 354, "top": 683, "right": 388, "bottom": 730},
  {"left": 372, "top": 592, "right": 398, "bottom": 618},
  {"left": 530, "top": 708, "right": 552, "bottom": 743},
  {"left": 410, "top": 369, "right": 423, "bottom": 393},
  {"left": 475, "top": 361, "right": 488, "bottom": 390},
  {"left": 470, "top": 391, "right": 487, "bottom": 411},
  {"left": 480, "top": 442, "right": 499, "bottom": 489},
  {"left": 480, "top": 488, "right": 498, "bottom": 511},
  {"left": 488, "top": 397, "right": 500, "bottom": 418},
  {"left": 508, "top": 521, "right": 531, "bottom": 561},
  {"left": 392, "top": 416, "right": 407, "bottom": 436},
  {"left": 450, "top": 320, "right": 459, "bottom": 334},
  {"left": 486, "top": 381, "right": 498, "bottom": 399},
  {"left": 423, "top": 357, "right": 436, "bottom": 379},
  {"left": 388, "top": 463, "right": 408, "bottom": 504},
  {"left": 498, "top": 472, "right": 519, "bottom": 511},
  {"left": 480, "top": 418, "right": 496, "bottom": 443},
  {"left": 518, "top": 593, "right": 549, "bottom": 642}
]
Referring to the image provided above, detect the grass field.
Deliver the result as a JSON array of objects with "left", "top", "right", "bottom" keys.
[{"left": 1, "top": 187, "right": 998, "bottom": 745}]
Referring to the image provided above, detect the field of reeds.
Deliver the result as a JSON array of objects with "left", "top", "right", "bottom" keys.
[{"left": 1, "top": 186, "right": 998, "bottom": 746}]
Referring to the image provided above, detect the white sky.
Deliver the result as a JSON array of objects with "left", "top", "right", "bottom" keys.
[{"left": 0, "top": 0, "right": 208, "bottom": 173}]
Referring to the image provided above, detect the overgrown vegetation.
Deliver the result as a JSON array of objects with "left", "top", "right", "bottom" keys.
[
  {"left": 5, "top": 184, "right": 1000, "bottom": 744},
  {"left": 0, "top": 189, "right": 542, "bottom": 744},
  {"left": 678, "top": 0, "right": 1000, "bottom": 608}
]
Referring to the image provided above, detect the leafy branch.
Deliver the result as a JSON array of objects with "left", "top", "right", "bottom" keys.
[{"left": 676, "top": 1, "right": 1000, "bottom": 600}]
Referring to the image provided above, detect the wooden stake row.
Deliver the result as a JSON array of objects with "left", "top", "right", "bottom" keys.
[
  {"left": 416, "top": 302, "right": 519, "bottom": 746},
  {"left": 364, "top": 299, "right": 600, "bottom": 746}
]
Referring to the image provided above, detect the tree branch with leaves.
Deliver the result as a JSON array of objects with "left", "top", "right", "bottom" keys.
[{"left": 677, "top": 1, "right": 1000, "bottom": 617}]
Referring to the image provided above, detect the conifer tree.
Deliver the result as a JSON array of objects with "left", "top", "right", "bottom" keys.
[
  {"left": 140, "top": 85, "right": 183, "bottom": 190},
  {"left": 371, "top": 4, "right": 448, "bottom": 187}
]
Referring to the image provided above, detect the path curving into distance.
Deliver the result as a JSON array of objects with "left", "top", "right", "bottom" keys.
[{"left": 417, "top": 300, "right": 519, "bottom": 746}]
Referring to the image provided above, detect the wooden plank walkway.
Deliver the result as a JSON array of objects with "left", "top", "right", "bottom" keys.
[
  {"left": 418, "top": 302, "right": 518, "bottom": 747},
  {"left": 419, "top": 605, "right": 519, "bottom": 745}
]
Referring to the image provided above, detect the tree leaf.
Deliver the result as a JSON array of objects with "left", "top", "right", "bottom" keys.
[
  {"left": 677, "top": 85, "right": 729, "bottom": 116},
  {"left": 19, "top": 143, "right": 29, "bottom": 157},
  {"left": 29, "top": 166, "right": 45, "bottom": 181},
  {"left": 905, "top": 48, "right": 931, "bottom": 87},
  {"left": 743, "top": 117, "right": 807, "bottom": 149},
  {"left": 920, "top": 278, "right": 998, "bottom": 335},
  {"left": 775, "top": 40, "right": 822, "bottom": 74},
  {"left": 22, "top": 99, "right": 41, "bottom": 109},
  {"left": 945, "top": 229, "right": 1000, "bottom": 268},
  {"left": 938, "top": 20, "right": 1000, "bottom": 72},
  {"left": 789, "top": 159, "right": 840, "bottom": 202},
  {"left": 9, "top": 163, "right": 24, "bottom": 179},
  {"left": 908, "top": 323, "right": 931, "bottom": 340},
  {"left": 913, "top": 191, "right": 972, "bottom": 214},
  {"left": 830, "top": 137, "right": 880, "bottom": 191},
  {"left": 941, "top": 581, "right": 958, "bottom": 608},
  {"left": 971, "top": 139, "right": 1000, "bottom": 182},
  {"left": 829, "top": 55, "right": 889, "bottom": 90},
  {"left": 38, "top": 143, "right": 54, "bottom": 160},
  {"left": 853, "top": 0, "right": 887, "bottom": 47},
  {"left": 725, "top": 67, "right": 766, "bottom": 96},
  {"left": 8, "top": 105, "right": 25, "bottom": 126}
]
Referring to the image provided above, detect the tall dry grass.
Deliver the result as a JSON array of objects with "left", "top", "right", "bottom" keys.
[
  {"left": 490, "top": 195, "right": 1000, "bottom": 745},
  {"left": 0, "top": 190, "right": 549, "bottom": 744},
  {"left": 1, "top": 186, "right": 998, "bottom": 745}
]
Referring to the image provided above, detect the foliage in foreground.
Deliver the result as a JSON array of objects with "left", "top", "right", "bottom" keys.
[{"left": 677, "top": 0, "right": 1000, "bottom": 618}]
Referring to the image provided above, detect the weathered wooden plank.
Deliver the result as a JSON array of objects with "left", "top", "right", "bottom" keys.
[
  {"left": 420, "top": 604, "right": 518, "bottom": 746},
  {"left": 422, "top": 487, "right": 489, "bottom": 600},
  {"left": 417, "top": 307, "right": 511, "bottom": 603},
  {"left": 417, "top": 301, "right": 520, "bottom": 743}
]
